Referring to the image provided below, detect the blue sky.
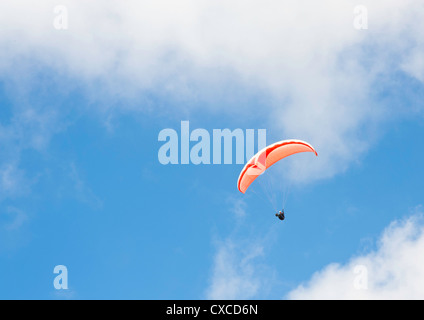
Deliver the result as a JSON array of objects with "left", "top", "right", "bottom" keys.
[{"left": 0, "top": 1, "right": 424, "bottom": 299}]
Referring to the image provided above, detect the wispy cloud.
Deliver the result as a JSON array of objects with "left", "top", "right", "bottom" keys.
[
  {"left": 206, "top": 238, "right": 269, "bottom": 300},
  {"left": 227, "top": 196, "right": 248, "bottom": 218},
  {"left": 0, "top": 163, "right": 29, "bottom": 199},
  {"left": 0, "top": 205, "right": 30, "bottom": 252},
  {"left": 68, "top": 162, "right": 103, "bottom": 210},
  {"left": 0, "top": 94, "right": 65, "bottom": 203},
  {"left": 206, "top": 199, "right": 276, "bottom": 300},
  {"left": 1, "top": 206, "right": 28, "bottom": 231}
]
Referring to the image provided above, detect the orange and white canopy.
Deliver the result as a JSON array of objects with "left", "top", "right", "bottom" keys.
[{"left": 237, "top": 139, "right": 318, "bottom": 193}]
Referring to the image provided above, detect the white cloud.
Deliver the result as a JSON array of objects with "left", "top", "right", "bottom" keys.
[
  {"left": 287, "top": 209, "right": 424, "bottom": 299},
  {"left": 0, "top": 0, "right": 423, "bottom": 185},
  {"left": 206, "top": 239, "right": 269, "bottom": 300}
]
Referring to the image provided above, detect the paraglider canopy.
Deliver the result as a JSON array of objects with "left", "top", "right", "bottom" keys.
[{"left": 237, "top": 139, "right": 317, "bottom": 194}]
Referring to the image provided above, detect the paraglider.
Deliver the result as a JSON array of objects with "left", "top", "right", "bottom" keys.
[
  {"left": 237, "top": 139, "right": 318, "bottom": 221},
  {"left": 275, "top": 210, "right": 285, "bottom": 221}
]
